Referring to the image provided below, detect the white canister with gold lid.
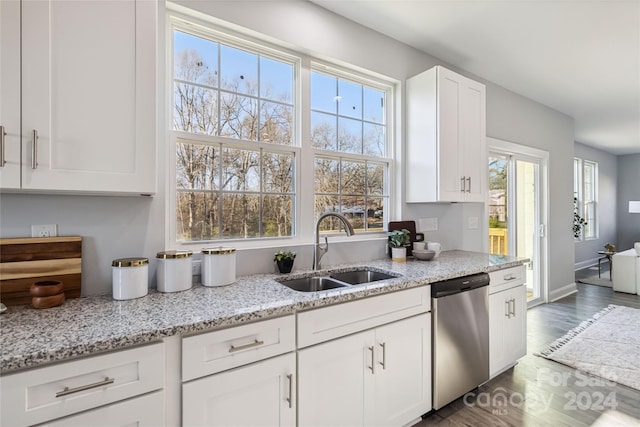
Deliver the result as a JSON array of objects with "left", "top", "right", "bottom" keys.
[
  {"left": 202, "top": 247, "right": 236, "bottom": 287},
  {"left": 112, "top": 257, "right": 149, "bottom": 300},
  {"left": 156, "top": 250, "right": 193, "bottom": 293}
]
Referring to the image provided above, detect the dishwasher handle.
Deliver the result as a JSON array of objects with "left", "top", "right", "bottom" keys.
[{"left": 431, "top": 273, "right": 490, "bottom": 298}]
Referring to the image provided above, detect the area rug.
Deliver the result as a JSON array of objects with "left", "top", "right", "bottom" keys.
[
  {"left": 537, "top": 305, "right": 640, "bottom": 391},
  {"left": 578, "top": 275, "right": 613, "bottom": 288}
]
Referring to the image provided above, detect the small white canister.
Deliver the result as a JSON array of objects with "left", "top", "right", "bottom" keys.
[
  {"left": 156, "top": 250, "right": 193, "bottom": 293},
  {"left": 112, "top": 257, "right": 149, "bottom": 300},
  {"left": 202, "top": 247, "right": 236, "bottom": 287}
]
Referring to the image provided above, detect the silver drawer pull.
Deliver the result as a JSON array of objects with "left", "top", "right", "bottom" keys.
[
  {"left": 229, "top": 339, "right": 264, "bottom": 353},
  {"left": 32, "top": 129, "right": 38, "bottom": 169},
  {"left": 0, "top": 125, "right": 6, "bottom": 167},
  {"left": 286, "top": 374, "right": 293, "bottom": 408},
  {"left": 504, "top": 274, "right": 517, "bottom": 281},
  {"left": 55, "top": 377, "right": 114, "bottom": 398}
]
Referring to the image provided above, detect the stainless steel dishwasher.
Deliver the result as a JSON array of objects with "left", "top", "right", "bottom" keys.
[{"left": 431, "top": 272, "right": 490, "bottom": 410}]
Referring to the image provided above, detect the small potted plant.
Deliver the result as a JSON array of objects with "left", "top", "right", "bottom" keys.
[
  {"left": 388, "top": 229, "right": 410, "bottom": 262},
  {"left": 274, "top": 250, "right": 296, "bottom": 274}
]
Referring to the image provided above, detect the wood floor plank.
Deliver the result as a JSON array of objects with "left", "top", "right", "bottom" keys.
[{"left": 418, "top": 283, "right": 640, "bottom": 426}]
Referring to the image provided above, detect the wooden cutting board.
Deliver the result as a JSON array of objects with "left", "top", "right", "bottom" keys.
[{"left": 0, "top": 236, "right": 82, "bottom": 306}]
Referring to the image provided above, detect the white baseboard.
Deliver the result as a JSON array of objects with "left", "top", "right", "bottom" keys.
[
  {"left": 550, "top": 282, "right": 578, "bottom": 302},
  {"left": 575, "top": 257, "right": 606, "bottom": 271}
]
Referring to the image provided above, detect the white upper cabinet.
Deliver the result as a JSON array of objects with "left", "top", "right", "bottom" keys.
[
  {"left": 0, "top": 0, "right": 21, "bottom": 189},
  {"left": 1, "top": 0, "right": 156, "bottom": 195},
  {"left": 406, "top": 65, "right": 486, "bottom": 203}
]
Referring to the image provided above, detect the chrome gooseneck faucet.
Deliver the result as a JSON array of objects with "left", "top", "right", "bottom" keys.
[{"left": 313, "top": 212, "right": 355, "bottom": 270}]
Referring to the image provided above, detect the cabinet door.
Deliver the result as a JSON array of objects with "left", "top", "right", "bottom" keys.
[
  {"left": 183, "top": 353, "right": 295, "bottom": 427},
  {"left": 504, "top": 285, "right": 527, "bottom": 363},
  {"left": 489, "top": 285, "right": 527, "bottom": 377},
  {"left": 21, "top": 0, "right": 156, "bottom": 194},
  {"left": 298, "top": 330, "right": 374, "bottom": 427},
  {"left": 37, "top": 391, "right": 164, "bottom": 427},
  {"left": 437, "top": 68, "right": 465, "bottom": 202},
  {"left": 372, "top": 313, "right": 432, "bottom": 427},
  {"left": 460, "top": 79, "right": 486, "bottom": 202},
  {"left": 0, "top": 0, "right": 21, "bottom": 189}
]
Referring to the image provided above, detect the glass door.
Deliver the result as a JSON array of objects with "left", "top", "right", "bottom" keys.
[{"left": 488, "top": 142, "right": 547, "bottom": 307}]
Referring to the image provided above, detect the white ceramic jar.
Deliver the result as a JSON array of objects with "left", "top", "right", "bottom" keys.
[
  {"left": 202, "top": 247, "right": 236, "bottom": 287},
  {"left": 156, "top": 250, "right": 193, "bottom": 293},
  {"left": 112, "top": 257, "right": 149, "bottom": 300}
]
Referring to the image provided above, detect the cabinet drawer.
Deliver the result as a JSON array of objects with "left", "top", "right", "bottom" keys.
[
  {"left": 37, "top": 391, "right": 165, "bottom": 427},
  {"left": 297, "top": 286, "right": 430, "bottom": 348},
  {"left": 182, "top": 315, "right": 295, "bottom": 381},
  {"left": 489, "top": 265, "right": 526, "bottom": 294},
  {"left": 0, "top": 342, "right": 164, "bottom": 427}
]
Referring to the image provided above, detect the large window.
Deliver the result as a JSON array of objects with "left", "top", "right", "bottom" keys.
[
  {"left": 574, "top": 157, "right": 598, "bottom": 240},
  {"left": 170, "top": 21, "right": 392, "bottom": 245}
]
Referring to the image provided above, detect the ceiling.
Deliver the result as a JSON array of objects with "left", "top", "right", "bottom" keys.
[{"left": 311, "top": 0, "right": 640, "bottom": 155}]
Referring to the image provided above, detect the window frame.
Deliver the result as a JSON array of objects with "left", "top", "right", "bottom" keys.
[
  {"left": 166, "top": 13, "right": 395, "bottom": 251},
  {"left": 573, "top": 157, "right": 598, "bottom": 241}
]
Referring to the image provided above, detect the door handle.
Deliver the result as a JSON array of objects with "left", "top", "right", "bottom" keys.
[
  {"left": 32, "top": 129, "right": 38, "bottom": 169},
  {"left": 460, "top": 176, "right": 466, "bottom": 192},
  {"left": 508, "top": 298, "right": 516, "bottom": 317},
  {"left": 505, "top": 300, "right": 510, "bottom": 318},
  {"left": 379, "top": 342, "right": 386, "bottom": 370},
  {"left": 368, "top": 346, "right": 375, "bottom": 374},
  {"left": 466, "top": 177, "right": 471, "bottom": 193},
  {"left": 0, "top": 125, "right": 5, "bottom": 166},
  {"left": 56, "top": 377, "right": 114, "bottom": 398},
  {"left": 286, "top": 374, "right": 293, "bottom": 409}
]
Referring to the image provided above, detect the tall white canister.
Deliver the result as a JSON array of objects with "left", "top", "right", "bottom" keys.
[
  {"left": 202, "top": 247, "right": 236, "bottom": 287},
  {"left": 112, "top": 257, "right": 149, "bottom": 300},
  {"left": 156, "top": 250, "right": 193, "bottom": 293}
]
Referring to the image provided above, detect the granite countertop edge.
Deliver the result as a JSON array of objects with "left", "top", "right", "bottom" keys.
[{"left": 0, "top": 250, "right": 526, "bottom": 374}]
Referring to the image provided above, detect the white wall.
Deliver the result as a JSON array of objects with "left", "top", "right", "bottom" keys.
[
  {"left": 617, "top": 154, "right": 640, "bottom": 250},
  {"left": 0, "top": 0, "right": 576, "bottom": 298},
  {"left": 573, "top": 142, "right": 618, "bottom": 268}
]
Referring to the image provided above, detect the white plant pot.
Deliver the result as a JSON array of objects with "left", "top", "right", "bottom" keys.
[{"left": 391, "top": 247, "right": 407, "bottom": 262}]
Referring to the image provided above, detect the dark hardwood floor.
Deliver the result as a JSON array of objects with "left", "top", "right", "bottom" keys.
[{"left": 418, "top": 280, "right": 640, "bottom": 426}]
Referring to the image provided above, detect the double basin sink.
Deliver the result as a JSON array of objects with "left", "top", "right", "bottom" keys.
[{"left": 277, "top": 269, "right": 397, "bottom": 292}]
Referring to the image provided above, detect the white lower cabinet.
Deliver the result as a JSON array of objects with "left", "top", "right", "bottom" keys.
[
  {"left": 489, "top": 267, "right": 527, "bottom": 377},
  {"left": 298, "top": 313, "right": 431, "bottom": 427},
  {"left": 0, "top": 342, "right": 165, "bottom": 427},
  {"left": 182, "top": 353, "right": 295, "bottom": 427},
  {"left": 36, "top": 391, "right": 164, "bottom": 427}
]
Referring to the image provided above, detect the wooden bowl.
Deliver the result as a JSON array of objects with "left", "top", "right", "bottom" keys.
[
  {"left": 32, "top": 293, "right": 65, "bottom": 309},
  {"left": 30, "top": 280, "right": 64, "bottom": 297}
]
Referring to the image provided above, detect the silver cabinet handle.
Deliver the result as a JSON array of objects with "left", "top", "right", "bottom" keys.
[
  {"left": 31, "top": 129, "right": 38, "bottom": 169},
  {"left": 509, "top": 298, "right": 516, "bottom": 317},
  {"left": 379, "top": 342, "right": 386, "bottom": 370},
  {"left": 56, "top": 377, "right": 114, "bottom": 398},
  {"left": 286, "top": 374, "right": 293, "bottom": 409},
  {"left": 505, "top": 300, "right": 510, "bottom": 318},
  {"left": 228, "top": 339, "right": 264, "bottom": 353},
  {"left": 368, "top": 346, "right": 375, "bottom": 374},
  {"left": 504, "top": 274, "right": 517, "bottom": 281},
  {"left": 0, "top": 125, "right": 6, "bottom": 167},
  {"left": 466, "top": 177, "right": 471, "bottom": 193},
  {"left": 460, "top": 176, "right": 466, "bottom": 192}
]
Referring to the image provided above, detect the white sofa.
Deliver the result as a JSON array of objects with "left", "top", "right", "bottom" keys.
[{"left": 612, "top": 246, "right": 640, "bottom": 295}]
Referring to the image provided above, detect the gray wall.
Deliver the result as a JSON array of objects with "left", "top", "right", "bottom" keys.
[
  {"left": 617, "top": 154, "right": 640, "bottom": 250},
  {"left": 573, "top": 142, "right": 618, "bottom": 268},
  {"left": 0, "top": 0, "right": 576, "bottom": 299}
]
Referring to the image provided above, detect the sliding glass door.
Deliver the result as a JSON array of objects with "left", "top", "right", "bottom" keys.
[{"left": 488, "top": 138, "right": 548, "bottom": 307}]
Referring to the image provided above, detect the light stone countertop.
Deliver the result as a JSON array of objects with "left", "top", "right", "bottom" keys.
[{"left": 0, "top": 250, "right": 525, "bottom": 374}]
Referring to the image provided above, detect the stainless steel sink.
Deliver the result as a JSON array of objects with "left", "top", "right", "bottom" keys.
[
  {"left": 330, "top": 269, "right": 396, "bottom": 285},
  {"left": 278, "top": 276, "right": 348, "bottom": 292}
]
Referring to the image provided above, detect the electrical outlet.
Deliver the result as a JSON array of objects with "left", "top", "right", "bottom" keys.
[
  {"left": 192, "top": 260, "right": 202, "bottom": 276},
  {"left": 31, "top": 224, "right": 58, "bottom": 237}
]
